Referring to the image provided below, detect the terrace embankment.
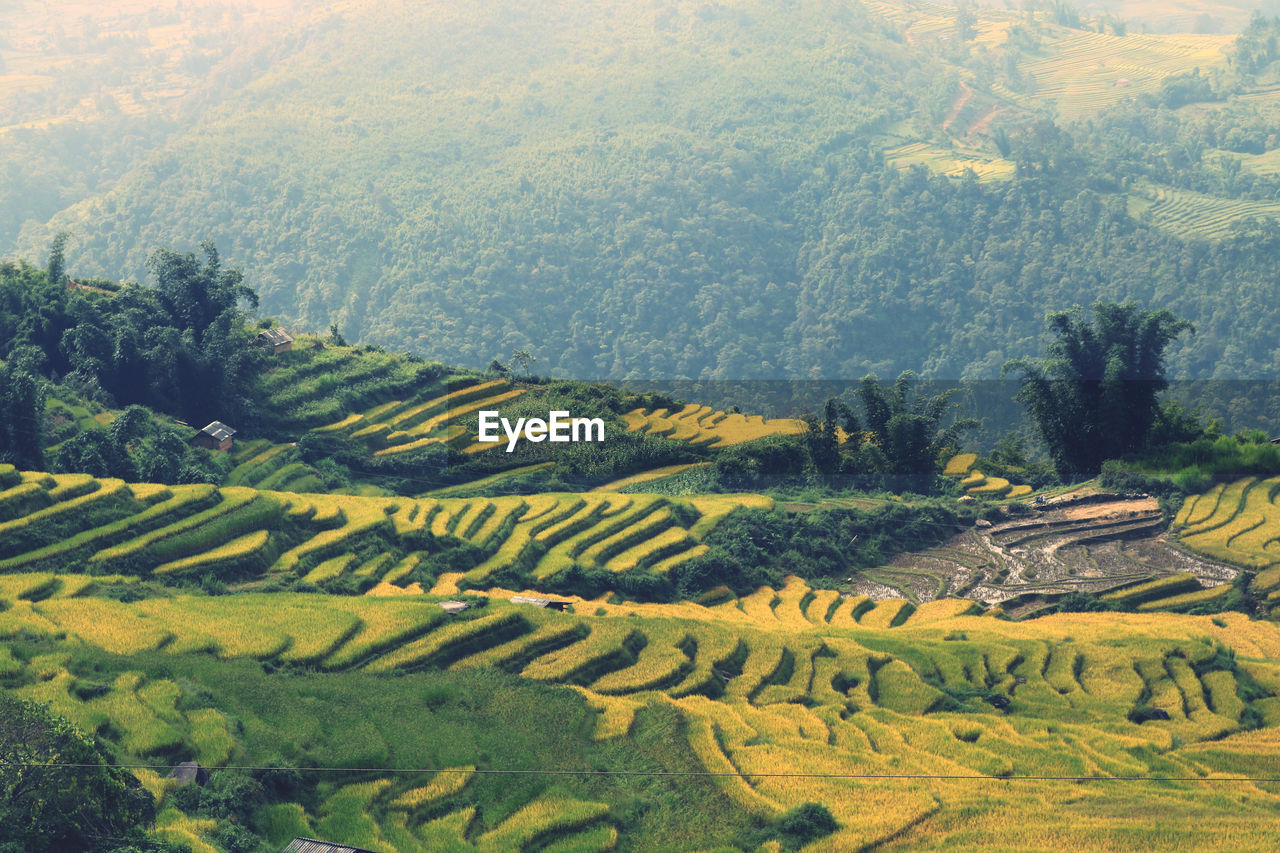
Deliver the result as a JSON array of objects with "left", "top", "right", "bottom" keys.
[{"left": 857, "top": 494, "right": 1237, "bottom": 611}]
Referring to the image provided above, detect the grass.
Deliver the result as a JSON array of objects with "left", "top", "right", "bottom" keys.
[{"left": 3, "top": 569, "right": 1280, "bottom": 848}]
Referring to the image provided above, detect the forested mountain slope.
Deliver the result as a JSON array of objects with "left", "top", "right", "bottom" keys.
[{"left": 11, "top": 0, "right": 1280, "bottom": 381}]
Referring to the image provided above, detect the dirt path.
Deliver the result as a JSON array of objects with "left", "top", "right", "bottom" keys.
[{"left": 942, "top": 81, "right": 973, "bottom": 132}]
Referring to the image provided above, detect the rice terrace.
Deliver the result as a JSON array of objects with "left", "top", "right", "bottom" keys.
[{"left": 8, "top": 0, "right": 1280, "bottom": 851}]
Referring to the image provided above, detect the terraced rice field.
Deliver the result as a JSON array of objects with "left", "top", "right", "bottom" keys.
[
  {"left": 4, "top": 572, "right": 1280, "bottom": 850},
  {"left": 860, "top": 492, "right": 1237, "bottom": 610},
  {"left": 1175, "top": 477, "right": 1280, "bottom": 577},
  {"left": 943, "top": 453, "right": 1033, "bottom": 499},
  {"left": 1128, "top": 183, "right": 1280, "bottom": 241},
  {"left": 0, "top": 467, "right": 763, "bottom": 591},
  {"left": 863, "top": 0, "right": 1019, "bottom": 48},
  {"left": 622, "top": 404, "right": 821, "bottom": 448},
  {"left": 224, "top": 439, "right": 325, "bottom": 493},
  {"left": 254, "top": 338, "right": 441, "bottom": 430},
  {"left": 863, "top": 2, "right": 1231, "bottom": 119},
  {"left": 1017, "top": 30, "right": 1233, "bottom": 119},
  {"left": 885, "top": 141, "right": 1015, "bottom": 182},
  {"left": 314, "top": 377, "right": 523, "bottom": 456}
]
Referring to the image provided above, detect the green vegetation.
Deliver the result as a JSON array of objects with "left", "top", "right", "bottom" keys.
[
  {"left": 0, "top": 693, "right": 172, "bottom": 852},
  {"left": 11, "top": 5, "right": 1280, "bottom": 849},
  {"left": 0, "top": 242, "right": 262, "bottom": 437},
  {"left": 1007, "top": 303, "right": 1193, "bottom": 477},
  {"left": 3, "top": 575, "right": 1280, "bottom": 850},
  {"left": 12, "top": 3, "right": 1280, "bottom": 390}
]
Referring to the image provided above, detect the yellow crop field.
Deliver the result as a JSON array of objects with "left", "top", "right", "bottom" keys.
[
  {"left": 473, "top": 793, "right": 611, "bottom": 852},
  {"left": 946, "top": 460, "right": 1032, "bottom": 500},
  {"left": 590, "top": 626, "right": 692, "bottom": 694},
  {"left": 1016, "top": 29, "right": 1233, "bottom": 120},
  {"left": 313, "top": 377, "right": 525, "bottom": 458},
  {"left": 1137, "top": 584, "right": 1233, "bottom": 611},
  {"left": 623, "top": 406, "right": 808, "bottom": 448},
  {"left": 885, "top": 141, "right": 1015, "bottom": 182},
  {"left": 522, "top": 622, "right": 637, "bottom": 683},
  {"left": 4, "top": 566, "right": 1280, "bottom": 848},
  {"left": 0, "top": 473, "right": 765, "bottom": 598},
  {"left": 390, "top": 766, "right": 475, "bottom": 810},
  {"left": 944, "top": 453, "right": 977, "bottom": 476},
  {"left": 153, "top": 529, "right": 271, "bottom": 575},
  {"left": 592, "top": 462, "right": 710, "bottom": 492},
  {"left": 364, "top": 610, "right": 527, "bottom": 673},
  {"left": 1176, "top": 477, "right": 1280, "bottom": 570}
]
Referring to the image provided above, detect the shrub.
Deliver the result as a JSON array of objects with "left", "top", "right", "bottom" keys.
[{"left": 776, "top": 802, "right": 838, "bottom": 848}]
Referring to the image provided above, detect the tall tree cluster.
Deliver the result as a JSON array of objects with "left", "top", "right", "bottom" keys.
[
  {"left": 0, "top": 239, "right": 264, "bottom": 431},
  {"left": 1007, "top": 303, "right": 1193, "bottom": 476}
]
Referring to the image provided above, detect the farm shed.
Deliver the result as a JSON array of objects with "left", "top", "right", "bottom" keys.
[
  {"left": 511, "top": 595, "right": 572, "bottom": 611},
  {"left": 282, "top": 840, "right": 376, "bottom": 853},
  {"left": 167, "top": 761, "right": 209, "bottom": 787},
  {"left": 257, "top": 327, "right": 294, "bottom": 354},
  {"left": 191, "top": 421, "right": 236, "bottom": 452},
  {"left": 439, "top": 600, "right": 471, "bottom": 615}
]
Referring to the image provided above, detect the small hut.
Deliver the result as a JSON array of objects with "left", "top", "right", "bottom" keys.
[
  {"left": 256, "top": 327, "right": 294, "bottom": 354},
  {"left": 510, "top": 595, "right": 572, "bottom": 612},
  {"left": 191, "top": 421, "right": 236, "bottom": 452},
  {"left": 167, "top": 761, "right": 209, "bottom": 788},
  {"left": 282, "top": 840, "right": 376, "bottom": 853}
]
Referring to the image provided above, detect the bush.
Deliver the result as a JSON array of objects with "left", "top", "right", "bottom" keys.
[
  {"left": 169, "top": 771, "right": 263, "bottom": 824},
  {"left": 776, "top": 802, "right": 838, "bottom": 848}
]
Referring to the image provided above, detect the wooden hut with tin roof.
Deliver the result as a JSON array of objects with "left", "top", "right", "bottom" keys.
[
  {"left": 510, "top": 595, "right": 572, "bottom": 612},
  {"left": 256, "top": 327, "right": 294, "bottom": 354},
  {"left": 282, "top": 838, "right": 377, "bottom": 853},
  {"left": 191, "top": 421, "right": 236, "bottom": 452}
]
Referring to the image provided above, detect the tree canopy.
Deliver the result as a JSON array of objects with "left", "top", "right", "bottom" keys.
[
  {"left": 1006, "top": 303, "right": 1193, "bottom": 476},
  {"left": 0, "top": 695, "right": 158, "bottom": 852},
  {"left": 0, "top": 240, "right": 264, "bottom": 429}
]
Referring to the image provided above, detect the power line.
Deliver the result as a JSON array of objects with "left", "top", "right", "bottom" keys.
[{"left": 4, "top": 762, "right": 1279, "bottom": 784}]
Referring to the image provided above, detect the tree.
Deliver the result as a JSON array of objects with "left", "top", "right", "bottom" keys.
[
  {"left": 510, "top": 348, "right": 535, "bottom": 377},
  {"left": 0, "top": 695, "right": 158, "bottom": 852},
  {"left": 776, "top": 801, "right": 838, "bottom": 848},
  {"left": 46, "top": 232, "right": 69, "bottom": 287},
  {"left": 0, "top": 362, "right": 46, "bottom": 469},
  {"left": 1005, "top": 303, "right": 1193, "bottom": 477},
  {"left": 146, "top": 242, "right": 257, "bottom": 347},
  {"left": 856, "top": 372, "right": 975, "bottom": 478},
  {"left": 804, "top": 397, "right": 857, "bottom": 480}
]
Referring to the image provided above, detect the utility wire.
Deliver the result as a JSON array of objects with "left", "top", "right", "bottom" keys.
[{"left": 3, "top": 762, "right": 1279, "bottom": 784}]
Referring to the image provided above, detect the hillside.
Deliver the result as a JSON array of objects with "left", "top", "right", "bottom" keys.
[
  {"left": 9, "top": 5, "right": 1280, "bottom": 849},
  {"left": 5, "top": 326, "right": 1280, "bottom": 849},
  {"left": 8, "top": 1, "right": 1280, "bottom": 383},
  {"left": 4, "top": 570, "right": 1280, "bottom": 850}
]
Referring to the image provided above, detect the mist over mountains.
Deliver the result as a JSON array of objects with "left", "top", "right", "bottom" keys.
[{"left": 8, "top": 0, "right": 1280, "bottom": 383}]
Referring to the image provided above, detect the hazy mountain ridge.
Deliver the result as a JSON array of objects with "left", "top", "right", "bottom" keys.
[{"left": 11, "top": 0, "right": 1280, "bottom": 381}]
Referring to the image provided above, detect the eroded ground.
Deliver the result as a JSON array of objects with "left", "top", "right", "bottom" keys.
[{"left": 855, "top": 495, "right": 1237, "bottom": 610}]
